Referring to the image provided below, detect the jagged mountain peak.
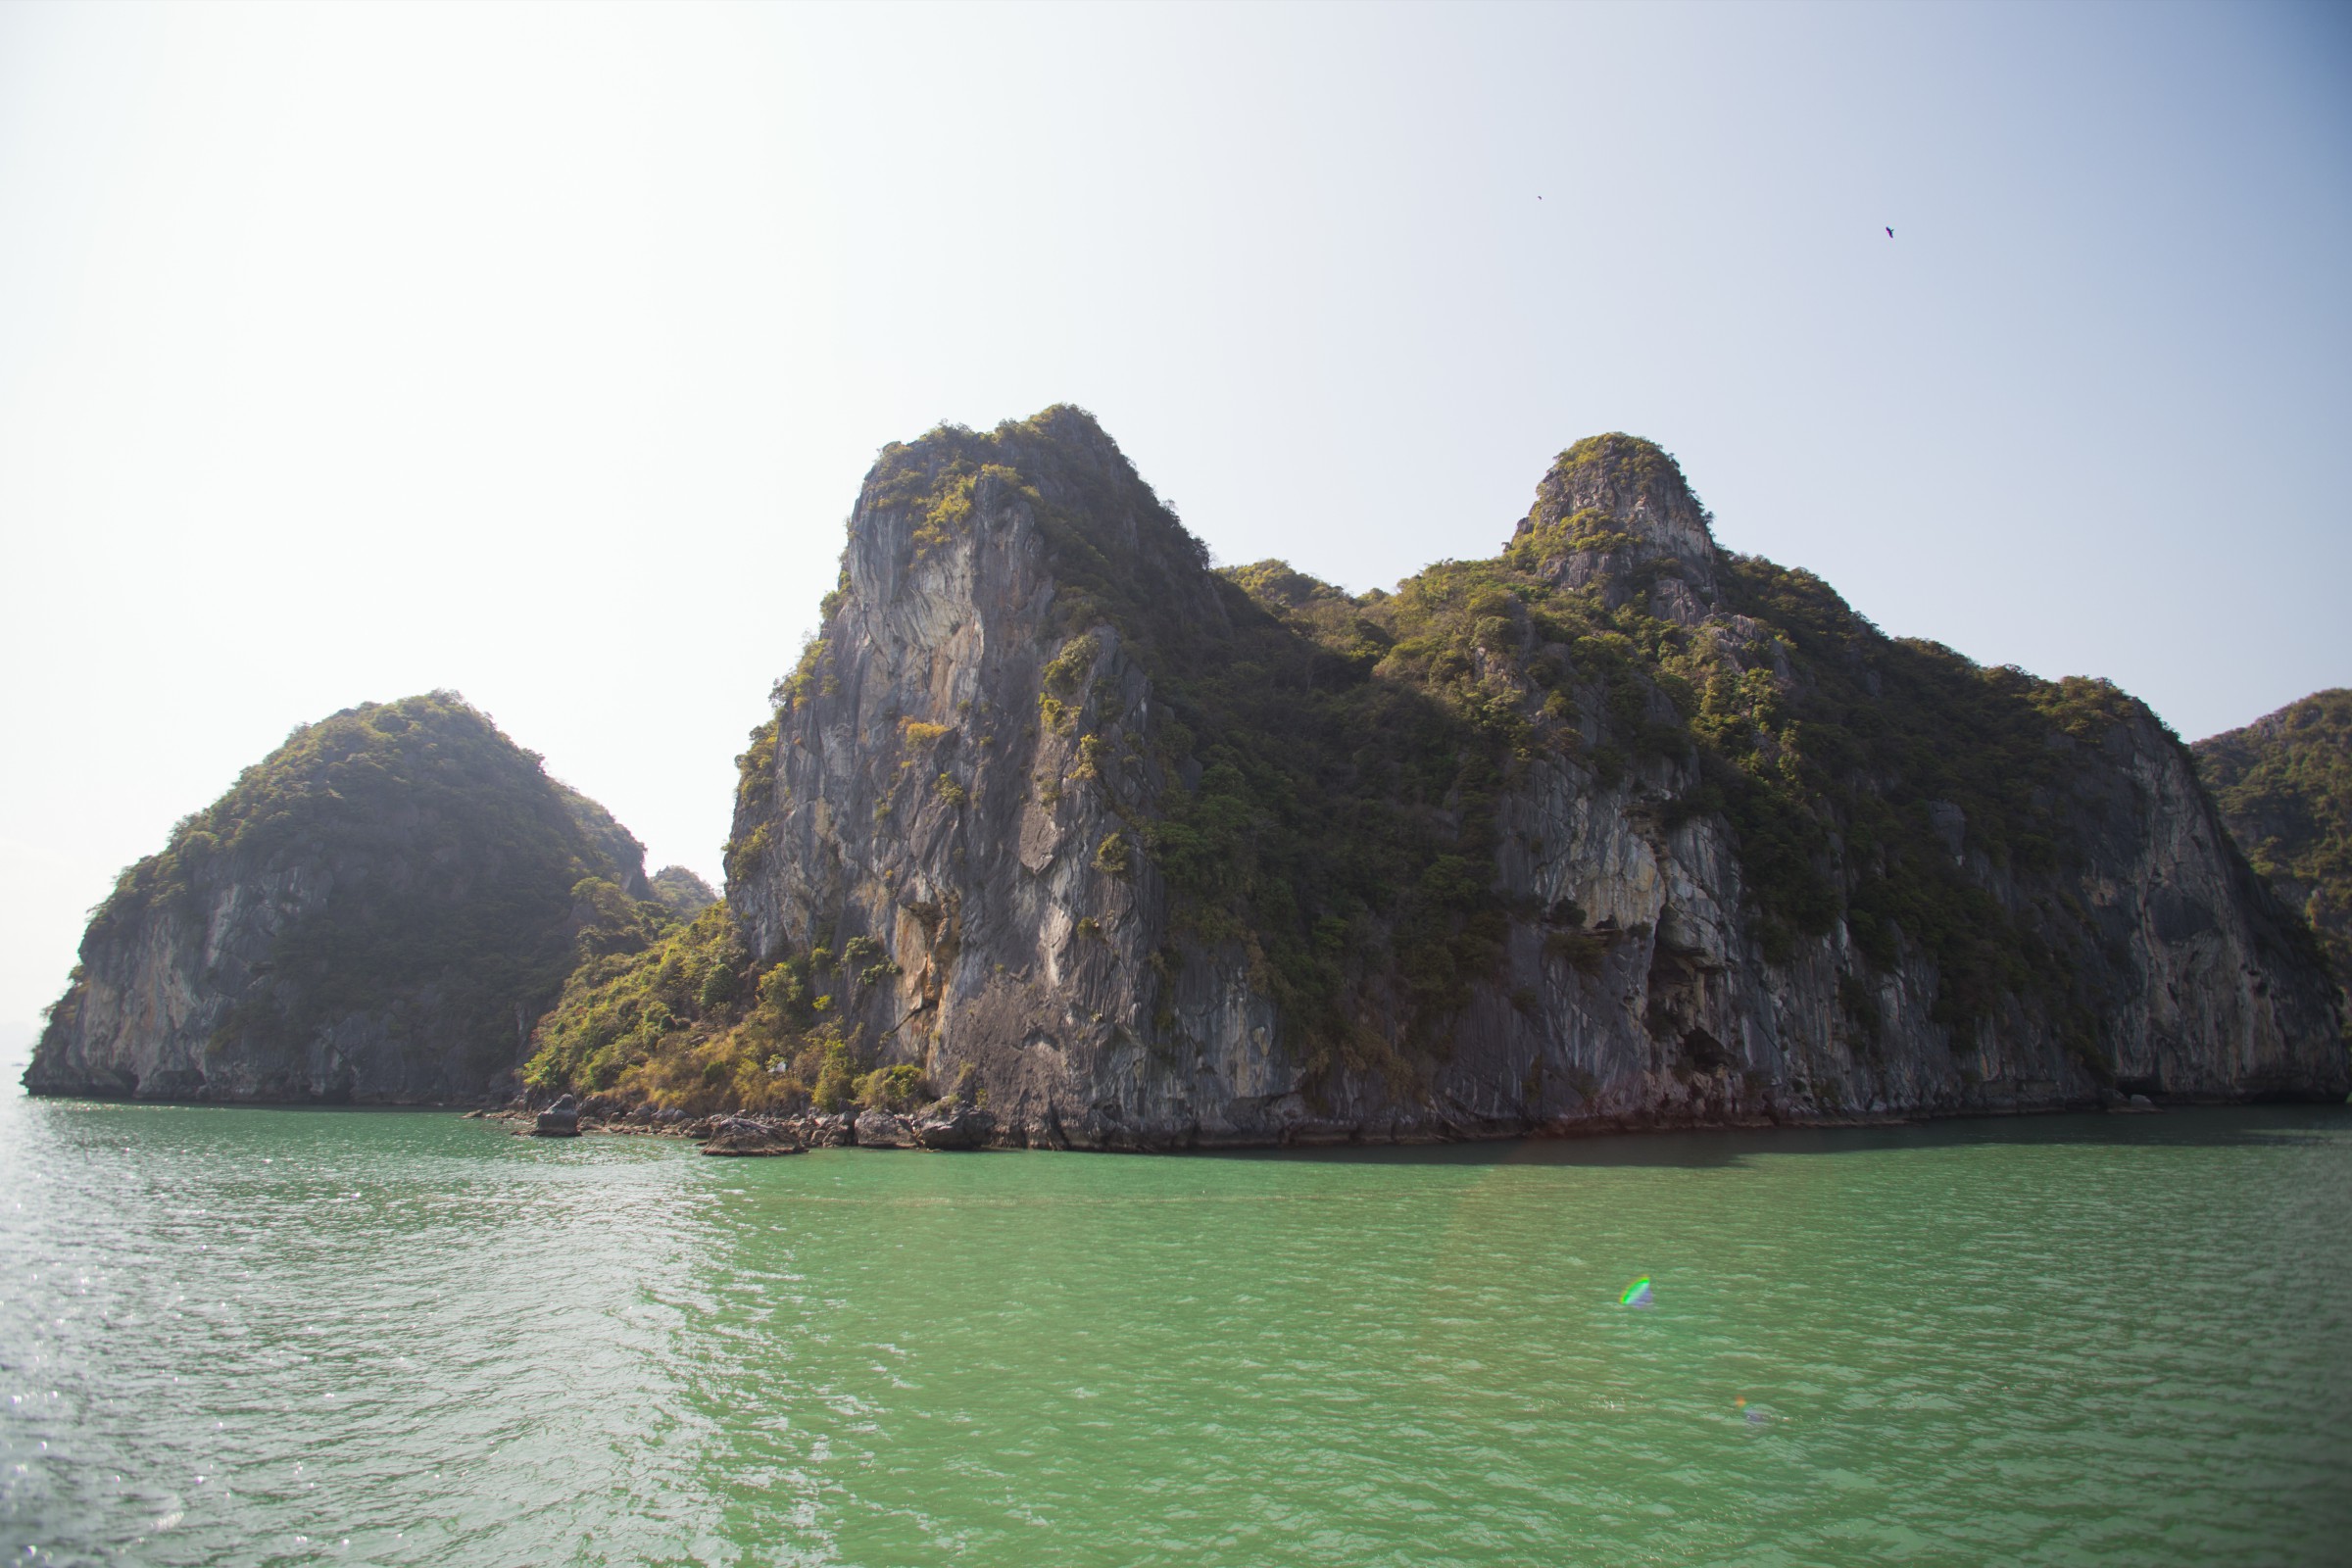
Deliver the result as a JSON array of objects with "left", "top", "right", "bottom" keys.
[
  {"left": 1534, "top": 431, "right": 1709, "bottom": 533},
  {"left": 696, "top": 405, "right": 2346, "bottom": 1147},
  {"left": 858, "top": 405, "right": 1158, "bottom": 531},
  {"left": 818, "top": 404, "right": 1230, "bottom": 717},
  {"left": 1514, "top": 432, "right": 1717, "bottom": 597}
]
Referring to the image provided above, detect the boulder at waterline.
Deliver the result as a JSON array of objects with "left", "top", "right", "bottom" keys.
[
  {"left": 853, "top": 1108, "right": 918, "bottom": 1148},
  {"left": 700, "top": 1117, "right": 803, "bottom": 1155}
]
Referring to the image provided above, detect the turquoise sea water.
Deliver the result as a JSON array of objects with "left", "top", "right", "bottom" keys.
[{"left": 3, "top": 1087, "right": 2348, "bottom": 1566}]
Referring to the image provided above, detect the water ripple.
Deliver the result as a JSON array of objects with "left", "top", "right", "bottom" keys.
[{"left": 3, "top": 1102, "right": 2348, "bottom": 1564}]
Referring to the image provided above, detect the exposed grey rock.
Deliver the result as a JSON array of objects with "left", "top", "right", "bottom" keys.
[
  {"left": 533, "top": 1094, "right": 580, "bottom": 1137},
  {"left": 913, "top": 1102, "right": 995, "bottom": 1151},
  {"left": 723, "top": 409, "right": 2346, "bottom": 1149},
  {"left": 25, "top": 695, "right": 656, "bottom": 1105},
  {"left": 797, "top": 1113, "right": 856, "bottom": 1147},
  {"left": 853, "top": 1108, "right": 918, "bottom": 1148},
  {"left": 701, "top": 1117, "right": 802, "bottom": 1155}
]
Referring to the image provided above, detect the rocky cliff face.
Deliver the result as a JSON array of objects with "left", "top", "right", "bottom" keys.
[
  {"left": 26, "top": 693, "right": 653, "bottom": 1103},
  {"left": 2192, "top": 689, "right": 2352, "bottom": 1025},
  {"left": 723, "top": 409, "right": 2345, "bottom": 1147}
]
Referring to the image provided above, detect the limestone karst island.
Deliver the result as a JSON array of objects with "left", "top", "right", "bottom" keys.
[{"left": 25, "top": 410, "right": 2349, "bottom": 1146}]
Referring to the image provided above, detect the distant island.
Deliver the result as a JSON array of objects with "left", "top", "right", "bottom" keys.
[
  {"left": 24, "top": 693, "right": 703, "bottom": 1103},
  {"left": 26, "top": 410, "right": 2348, "bottom": 1141}
]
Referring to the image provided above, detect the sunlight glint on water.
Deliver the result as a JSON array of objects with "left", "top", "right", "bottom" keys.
[{"left": 3, "top": 1100, "right": 2347, "bottom": 1566}]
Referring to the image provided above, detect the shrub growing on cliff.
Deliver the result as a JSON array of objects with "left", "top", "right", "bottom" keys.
[
  {"left": 523, "top": 902, "right": 919, "bottom": 1116},
  {"left": 854, "top": 1064, "right": 929, "bottom": 1112}
]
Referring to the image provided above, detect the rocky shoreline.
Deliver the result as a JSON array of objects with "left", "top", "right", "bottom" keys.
[
  {"left": 470, "top": 1085, "right": 2183, "bottom": 1156},
  {"left": 475, "top": 1092, "right": 998, "bottom": 1155}
]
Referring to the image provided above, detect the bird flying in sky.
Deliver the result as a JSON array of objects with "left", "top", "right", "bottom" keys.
[{"left": 1886, "top": 226, "right": 1894, "bottom": 237}]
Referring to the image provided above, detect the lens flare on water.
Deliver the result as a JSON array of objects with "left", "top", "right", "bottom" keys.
[{"left": 1620, "top": 1276, "right": 1653, "bottom": 1308}]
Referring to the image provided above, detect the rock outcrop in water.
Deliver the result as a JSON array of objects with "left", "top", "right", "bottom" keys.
[
  {"left": 25, "top": 693, "right": 666, "bottom": 1103},
  {"left": 707, "top": 407, "right": 2344, "bottom": 1146}
]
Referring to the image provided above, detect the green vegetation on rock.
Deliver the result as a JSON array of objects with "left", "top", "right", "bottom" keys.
[
  {"left": 47, "top": 692, "right": 652, "bottom": 1092},
  {"left": 748, "top": 414, "right": 2169, "bottom": 1083},
  {"left": 1200, "top": 524, "right": 2141, "bottom": 1055},
  {"left": 522, "top": 904, "right": 932, "bottom": 1116},
  {"left": 648, "top": 865, "right": 719, "bottom": 918},
  {"left": 736, "top": 410, "right": 1534, "bottom": 1084},
  {"left": 2194, "top": 690, "right": 2352, "bottom": 1002}
]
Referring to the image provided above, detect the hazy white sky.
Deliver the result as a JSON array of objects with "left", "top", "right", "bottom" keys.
[{"left": 2, "top": 0, "right": 2347, "bottom": 1042}]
